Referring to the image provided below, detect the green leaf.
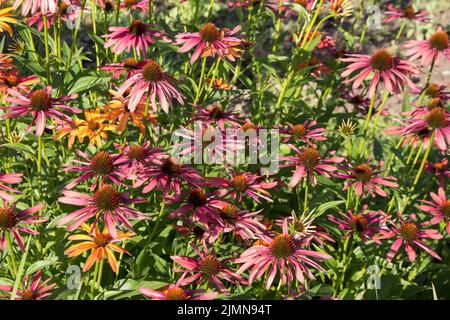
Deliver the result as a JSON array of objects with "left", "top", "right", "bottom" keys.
[{"left": 26, "top": 260, "right": 60, "bottom": 275}]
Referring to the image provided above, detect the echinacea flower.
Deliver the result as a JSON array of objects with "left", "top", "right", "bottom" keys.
[
  {"left": 0, "top": 202, "right": 45, "bottom": 252},
  {"left": 336, "top": 160, "right": 398, "bottom": 197},
  {"left": 175, "top": 23, "right": 246, "bottom": 64},
  {"left": 404, "top": 27, "right": 449, "bottom": 66},
  {"left": 207, "top": 170, "right": 277, "bottom": 203},
  {"left": 13, "top": 0, "right": 57, "bottom": 16},
  {"left": 235, "top": 219, "right": 331, "bottom": 290},
  {"left": 101, "top": 57, "right": 146, "bottom": 79},
  {"left": 115, "top": 141, "right": 164, "bottom": 176},
  {"left": 168, "top": 187, "right": 227, "bottom": 226},
  {"left": 0, "top": 271, "right": 55, "bottom": 300},
  {"left": 104, "top": 19, "right": 169, "bottom": 56},
  {"left": 374, "top": 213, "right": 442, "bottom": 263},
  {"left": 0, "top": 172, "right": 23, "bottom": 202},
  {"left": 209, "top": 203, "right": 266, "bottom": 241},
  {"left": 0, "top": 7, "right": 17, "bottom": 36},
  {"left": 328, "top": 206, "right": 383, "bottom": 242},
  {"left": 425, "top": 158, "right": 450, "bottom": 187},
  {"left": 140, "top": 279, "right": 218, "bottom": 300},
  {"left": 274, "top": 211, "right": 335, "bottom": 248},
  {"left": 1, "top": 86, "right": 80, "bottom": 136},
  {"left": 135, "top": 155, "right": 203, "bottom": 196},
  {"left": 0, "top": 69, "right": 39, "bottom": 96},
  {"left": 58, "top": 184, "right": 146, "bottom": 238},
  {"left": 171, "top": 241, "right": 245, "bottom": 291},
  {"left": 281, "top": 145, "right": 344, "bottom": 187},
  {"left": 340, "top": 48, "right": 419, "bottom": 98},
  {"left": 63, "top": 150, "right": 126, "bottom": 190},
  {"left": 403, "top": 106, "right": 450, "bottom": 150},
  {"left": 115, "top": 59, "right": 184, "bottom": 113},
  {"left": 65, "top": 223, "right": 134, "bottom": 272},
  {"left": 419, "top": 188, "right": 450, "bottom": 234},
  {"left": 411, "top": 83, "right": 449, "bottom": 101},
  {"left": 276, "top": 120, "right": 326, "bottom": 146},
  {"left": 329, "top": 0, "right": 353, "bottom": 17},
  {"left": 191, "top": 103, "right": 242, "bottom": 130},
  {"left": 55, "top": 108, "right": 117, "bottom": 148},
  {"left": 120, "top": 0, "right": 149, "bottom": 12},
  {"left": 383, "top": 4, "right": 428, "bottom": 24},
  {"left": 0, "top": 53, "right": 13, "bottom": 70}
]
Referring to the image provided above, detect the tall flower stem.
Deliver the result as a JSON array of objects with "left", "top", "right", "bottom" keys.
[
  {"left": 37, "top": 136, "right": 43, "bottom": 197},
  {"left": 42, "top": 15, "right": 51, "bottom": 83},
  {"left": 300, "top": 0, "right": 324, "bottom": 48},
  {"left": 394, "top": 19, "right": 407, "bottom": 43},
  {"left": 90, "top": 261, "right": 100, "bottom": 296},
  {"left": 194, "top": 58, "right": 207, "bottom": 104},
  {"left": 357, "top": 92, "right": 377, "bottom": 155},
  {"left": 5, "top": 233, "right": 17, "bottom": 276},
  {"left": 400, "top": 131, "right": 435, "bottom": 215},
  {"left": 10, "top": 236, "right": 31, "bottom": 300},
  {"left": 146, "top": 203, "right": 166, "bottom": 248},
  {"left": 272, "top": 0, "right": 284, "bottom": 52},
  {"left": 365, "top": 91, "right": 389, "bottom": 156},
  {"left": 91, "top": 1, "right": 100, "bottom": 67},
  {"left": 303, "top": 180, "right": 309, "bottom": 213},
  {"left": 149, "top": 0, "right": 154, "bottom": 23},
  {"left": 97, "top": 259, "right": 104, "bottom": 288},
  {"left": 416, "top": 56, "right": 436, "bottom": 106}
]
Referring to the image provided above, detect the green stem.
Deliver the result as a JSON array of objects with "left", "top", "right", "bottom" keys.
[
  {"left": 300, "top": 0, "right": 324, "bottom": 48},
  {"left": 42, "top": 15, "right": 51, "bottom": 83},
  {"left": 303, "top": 180, "right": 309, "bottom": 213},
  {"left": 37, "top": 136, "right": 43, "bottom": 197},
  {"left": 394, "top": 19, "right": 407, "bottom": 43},
  {"left": 10, "top": 237, "right": 31, "bottom": 300},
  {"left": 5, "top": 233, "right": 17, "bottom": 277},
  {"left": 194, "top": 58, "right": 207, "bottom": 104},
  {"left": 400, "top": 131, "right": 435, "bottom": 215},
  {"left": 357, "top": 92, "right": 377, "bottom": 155},
  {"left": 91, "top": 1, "right": 100, "bottom": 67}
]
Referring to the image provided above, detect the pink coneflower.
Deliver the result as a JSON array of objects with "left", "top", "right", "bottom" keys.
[
  {"left": 0, "top": 271, "right": 55, "bottom": 300},
  {"left": 104, "top": 19, "right": 169, "bottom": 56},
  {"left": 115, "top": 141, "right": 164, "bottom": 176},
  {"left": 13, "top": 0, "right": 57, "bottom": 16},
  {"left": 207, "top": 170, "right": 277, "bottom": 203},
  {"left": 276, "top": 120, "right": 326, "bottom": 146},
  {"left": 404, "top": 27, "right": 449, "bottom": 66},
  {"left": 235, "top": 219, "right": 331, "bottom": 290},
  {"left": 0, "top": 69, "right": 39, "bottom": 96},
  {"left": 115, "top": 59, "right": 184, "bottom": 113},
  {"left": 1, "top": 86, "right": 80, "bottom": 136},
  {"left": 403, "top": 106, "right": 450, "bottom": 150},
  {"left": 411, "top": 83, "right": 449, "bottom": 101},
  {"left": 175, "top": 23, "right": 246, "bottom": 64},
  {"left": 274, "top": 212, "right": 335, "bottom": 248},
  {"left": 120, "top": 0, "right": 149, "bottom": 12},
  {"left": 135, "top": 156, "right": 203, "bottom": 196},
  {"left": 281, "top": 145, "right": 344, "bottom": 187},
  {"left": 172, "top": 125, "right": 243, "bottom": 164},
  {"left": 419, "top": 188, "right": 450, "bottom": 234},
  {"left": 383, "top": 4, "right": 428, "bottom": 23},
  {"left": 0, "top": 202, "right": 45, "bottom": 252},
  {"left": 328, "top": 206, "right": 383, "bottom": 242},
  {"left": 168, "top": 187, "right": 227, "bottom": 226},
  {"left": 63, "top": 150, "right": 127, "bottom": 191},
  {"left": 58, "top": 184, "right": 146, "bottom": 239},
  {"left": 341, "top": 88, "right": 388, "bottom": 116},
  {"left": 0, "top": 172, "right": 23, "bottom": 202},
  {"left": 171, "top": 241, "right": 245, "bottom": 292},
  {"left": 340, "top": 48, "right": 419, "bottom": 98},
  {"left": 208, "top": 203, "right": 266, "bottom": 241},
  {"left": 140, "top": 278, "right": 218, "bottom": 300},
  {"left": 191, "top": 103, "right": 242, "bottom": 130},
  {"left": 374, "top": 213, "right": 442, "bottom": 263},
  {"left": 426, "top": 158, "right": 450, "bottom": 187},
  {"left": 336, "top": 160, "right": 398, "bottom": 197},
  {"left": 101, "top": 57, "right": 146, "bottom": 79},
  {"left": 28, "top": 0, "right": 82, "bottom": 31}
]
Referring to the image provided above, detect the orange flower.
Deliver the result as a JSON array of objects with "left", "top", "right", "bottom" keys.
[
  {"left": 0, "top": 7, "right": 17, "bottom": 36},
  {"left": 55, "top": 108, "right": 117, "bottom": 148},
  {"left": 104, "top": 89, "right": 157, "bottom": 135},
  {"left": 65, "top": 224, "right": 134, "bottom": 272}
]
